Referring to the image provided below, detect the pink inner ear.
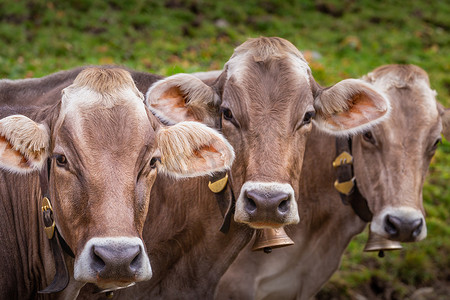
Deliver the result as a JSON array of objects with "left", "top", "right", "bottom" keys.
[
  {"left": 196, "top": 144, "right": 219, "bottom": 154},
  {"left": 190, "top": 144, "right": 226, "bottom": 172},
  {"left": 0, "top": 136, "right": 29, "bottom": 169},
  {"left": 328, "top": 92, "right": 386, "bottom": 129},
  {"left": 152, "top": 86, "right": 199, "bottom": 123}
]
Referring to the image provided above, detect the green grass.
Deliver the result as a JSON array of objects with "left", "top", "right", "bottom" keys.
[{"left": 1, "top": 0, "right": 449, "bottom": 298}]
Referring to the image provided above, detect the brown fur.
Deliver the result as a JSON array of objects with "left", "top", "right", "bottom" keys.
[
  {"left": 216, "top": 64, "right": 446, "bottom": 300},
  {"left": 231, "top": 36, "right": 305, "bottom": 62},
  {"left": 79, "top": 37, "right": 389, "bottom": 299},
  {"left": 0, "top": 66, "right": 236, "bottom": 299},
  {"left": 0, "top": 68, "right": 161, "bottom": 298},
  {"left": 0, "top": 35, "right": 389, "bottom": 298},
  {"left": 0, "top": 65, "right": 162, "bottom": 107},
  {"left": 443, "top": 108, "right": 450, "bottom": 140}
]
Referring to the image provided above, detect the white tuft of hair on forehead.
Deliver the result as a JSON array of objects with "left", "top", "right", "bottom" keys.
[
  {"left": 367, "top": 74, "right": 439, "bottom": 120},
  {"left": 288, "top": 53, "right": 310, "bottom": 86},
  {"left": 59, "top": 68, "right": 147, "bottom": 120},
  {"left": 225, "top": 54, "right": 249, "bottom": 82},
  {"left": 225, "top": 38, "right": 311, "bottom": 84}
]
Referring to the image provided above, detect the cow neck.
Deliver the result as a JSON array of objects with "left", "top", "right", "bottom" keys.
[
  {"left": 334, "top": 137, "right": 373, "bottom": 222},
  {"left": 37, "top": 158, "right": 74, "bottom": 294}
]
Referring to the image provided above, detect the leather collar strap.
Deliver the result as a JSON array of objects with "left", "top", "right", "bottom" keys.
[
  {"left": 38, "top": 159, "right": 74, "bottom": 294},
  {"left": 209, "top": 113, "right": 238, "bottom": 234},
  {"left": 334, "top": 137, "right": 373, "bottom": 222}
]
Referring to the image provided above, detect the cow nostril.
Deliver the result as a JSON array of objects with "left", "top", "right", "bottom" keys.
[
  {"left": 129, "top": 248, "right": 142, "bottom": 272},
  {"left": 384, "top": 215, "right": 400, "bottom": 236},
  {"left": 245, "top": 197, "right": 257, "bottom": 212},
  {"left": 411, "top": 219, "right": 423, "bottom": 238},
  {"left": 92, "top": 249, "right": 106, "bottom": 272},
  {"left": 278, "top": 200, "right": 289, "bottom": 213}
]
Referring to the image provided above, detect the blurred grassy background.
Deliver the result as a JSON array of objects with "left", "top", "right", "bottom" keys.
[{"left": 0, "top": 0, "right": 449, "bottom": 299}]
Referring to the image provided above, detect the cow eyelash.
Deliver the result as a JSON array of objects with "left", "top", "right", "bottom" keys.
[
  {"left": 221, "top": 107, "right": 233, "bottom": 121},
  {"left": 431, "top": 137, "right": 442, "bottom": 150},
  {"left": 362, "top": 131, "right": 376, "bottom": 144},
  {"left": 150, "top": 157, "right": 161, "bottom": 169},
  {"left": 302, "top": 111, "right": 315, "bottom": 125}
]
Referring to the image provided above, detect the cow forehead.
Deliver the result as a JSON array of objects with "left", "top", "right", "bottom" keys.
[
  {"left": 226, "top": 51, "right": 310, "bottom": 86},
  {"left": 222, "top": 60, "right": 313, "bottom": 129},
  {"left": 60, "top": 85, "right": 148, "bottom": 120},
  {"left": 54, "top": 85, "right": 155, "bottom": 160},
  {"left": 372, "top": 77, "right": 439, "bottom": 125}
]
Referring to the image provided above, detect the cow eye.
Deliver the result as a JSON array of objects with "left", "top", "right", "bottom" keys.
[
  {"left": 55, "top": 154, "right": 67, "bottom": 167},
  {"left": 302, "top": 111, "right": 315, "bottom": 125},
  {"left": 431, "top": 137, "right": 442, "bottom": 150},
  {"left": 150, "top": 157, "right": 161, "bottom": 169},
  {"left": 221, "top": 108, "right": 233, "bottom": 121},
  {"left": 362, "top": 131, "right": 375, "bottom": 144}
]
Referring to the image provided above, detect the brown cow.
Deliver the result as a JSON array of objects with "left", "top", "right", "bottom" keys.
[
  {"left": 215, "top": 64, "right": 450, "bottom": 300},
  {"left": 145, "top": 37, "right": 390, "bottom": 230},
  {"left": 0, "top": 67, "right": 234, "bottom": 299},
  {"left": 77, "top": 37, "right": 391, "bottom": 299},
  {"left": 2, "top": 37, "right": 390, "bottom": 299}
]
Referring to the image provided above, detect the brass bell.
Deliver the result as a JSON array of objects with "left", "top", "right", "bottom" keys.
[
  {"left": 364, "top": 229, "right": 402, "bottom": 258},
  {"left": 252, "top": 227, "right": 294, "bottom": 253}
]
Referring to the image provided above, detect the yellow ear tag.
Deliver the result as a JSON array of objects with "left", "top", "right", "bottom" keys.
[{"left": 208, "top": 173, "right": 228, "bottom": 193}]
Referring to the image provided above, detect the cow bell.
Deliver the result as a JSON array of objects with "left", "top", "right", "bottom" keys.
[
  {"left": 252, "top": 227, "right": 294, "bottom": 253},
  {"left": 364, "top": 229, "right": 402, "bottom": 258}
]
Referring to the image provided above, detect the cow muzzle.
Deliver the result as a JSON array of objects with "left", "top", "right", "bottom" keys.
[
  {"left": 370, "top": 206, "right": 427, "bottom": 242},
  {"left": 74, "top": 237, "right": 152, "bottom": 287},
  {"left": 234, "top": 181, "right": 299, "bottom": 228}
]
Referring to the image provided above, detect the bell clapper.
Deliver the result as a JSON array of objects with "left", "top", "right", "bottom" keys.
[
  {"left": 106, "top": 291, "right": 114, "bottom": 298},
  {"left": 263, "top": 247, "right": 272, "bottom": 254},
  {"left": 378, "top": 250, "right": 385, "bottom": 258}
]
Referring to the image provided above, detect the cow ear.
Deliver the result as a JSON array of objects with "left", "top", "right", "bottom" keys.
[
  {"left": 146, "top": 74, "right": 219, "bottom": 127},
  {"left": 313, "top": 79, "right": 390, "bottom": 135},
  {"left": 443, "top": 108, "right": 450, "bottom": 141},
  {"left": 0, "top": 115, "right": 50, "bottom": 173},
  {"left": 156, "top": 121, "right": 234, "bottom": 178}
]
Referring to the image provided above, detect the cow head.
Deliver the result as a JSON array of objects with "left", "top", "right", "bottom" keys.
[
  {"left": 443, "top": 108, "right": 450, "bottom": 141},
  {"left": 0, "top": 68, "right": 234, "bottom": 290},
  {"left": 353, "top": 64, "right": 445, "bottom": 242},
  {"left": 146, "top": 37, "right": 390, "bottom": 229}
]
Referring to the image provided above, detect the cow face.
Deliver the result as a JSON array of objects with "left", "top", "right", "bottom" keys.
[
  {"left": 352, "top": 65, "right": 444, "bottom": 242},
  {"left": 146, "top": 37, "right": 390, "bottom": 229},
  {"left": 0, "top": 68, "right": 234, "bottom": 289}
]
